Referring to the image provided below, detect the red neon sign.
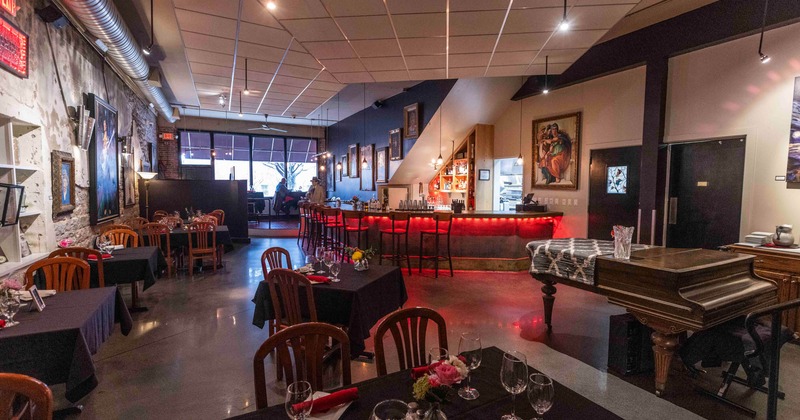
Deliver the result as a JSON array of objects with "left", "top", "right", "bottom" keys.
[
  {"left": 0, "top": 0, "right": 18, "bottom": 17},
  {"left": 0, "top": 15, "right": 27, "bottom": 78}
]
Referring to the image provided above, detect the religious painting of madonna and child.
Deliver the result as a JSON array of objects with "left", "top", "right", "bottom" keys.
[
  {"left": 787, "top": 77, "right": 800, "bottom": 183},
  {"left": 532, "top": 112, "right": 581, "bottom": 190},
  {"left": 88, "top": 94, "right": 120, "bottom": 224}
]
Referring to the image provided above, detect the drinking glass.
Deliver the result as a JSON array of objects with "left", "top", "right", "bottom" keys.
[
  {"left": 370, "top": 399, "right": 410, "bottom": 420},
  {"left": 500, "top": 351, "right": 528, "bottom": 420},
  {"left": 330, "top": 261, "right": 341, "bottom": 282},
  {"left": 4, "top": 293, "right": 21, "bottom": 327},
  {"left": 97, "top": 234, "right": 112, "bottom": 254},
  {"left": 323, "top": 250, "right": 335, "bottom": 278},
  {"left": 457, "top": 332, "right": 482, "bottom": 400},
  {"left": 528, "top": 373, "right": 554, "bottom": 420},
  {"left": 285, "top": 380, "right": 313, "bottom": 419},
  {"left": 428, "top": 347, "right": 449, "bottom": 364},
  {"left": 315, "top": 247, "right": 325, "bottom": 273}
]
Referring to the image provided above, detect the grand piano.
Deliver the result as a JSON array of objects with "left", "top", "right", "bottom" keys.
[{"left": 527, "top": 240, "right": 778, "bottom": 396}]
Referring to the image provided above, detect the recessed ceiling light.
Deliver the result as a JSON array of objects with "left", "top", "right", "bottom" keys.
[
  {"left": 559, "top": 20, "right": 570, "bottom": 31},
  {"left": 759, "top": 53, "right": 771, "bottom": 64},
  {"left": 543, "top": 89, "right": 549, "bottom": 94},
  {"left": 266, "top": 1, "right": 276, "bottom": 10}
]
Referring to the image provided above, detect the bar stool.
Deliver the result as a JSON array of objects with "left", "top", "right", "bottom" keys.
[
  {"left": 298, "top": 201, "right": 311, "bottom": 248},
  {"left": 419, "top": 212, "right": 454, "bottom": 278},
  {"left": 379, "top": 212, "right": 412, "bottom": 275},
  {"left": 341, "top": 210, "right": 369, "bottom": 259},
  {"left": 321, "top": 207, "right": 344, "bottom": 258},
  {"left": 309, "top": 204, "right": 324, "bottom": 249}
]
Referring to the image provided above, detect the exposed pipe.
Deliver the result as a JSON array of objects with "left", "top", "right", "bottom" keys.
[{"left": 59, "top": 0, "right": 176, "bottom": 123}]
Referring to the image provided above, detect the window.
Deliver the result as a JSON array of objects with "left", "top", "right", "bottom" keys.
[
  {"left": 180, "top": 131, "right": 211, "bottom": 165},
  {"left": 287, "top": 138, "right": 317, "bottom": 192},
  {"left": 214, "top": 134, "right": 250, "bottom": 185},
  {"left": 607, "top": 166, "right": 628, "bottom": 194},
  {"left": 252, "top": 136, "right": 286, "bottom": 195}
]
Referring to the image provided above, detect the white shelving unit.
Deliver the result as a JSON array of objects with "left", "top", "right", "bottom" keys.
[{"left": 0, "top": 115, "right": 51, "bottom": 277}]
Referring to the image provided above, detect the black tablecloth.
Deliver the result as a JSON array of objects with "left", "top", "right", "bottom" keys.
[
  {"left": 167, "top": 225, "right": 233, "bottom": 248},
  {"left": 89, "top": 246, "right": 166, "bottom": 290},
  {"left": 229, "top": 346, "right": 622, "bottom": 419},
  {"left": 0, "top": 287, "right": 132, "bottom": 402},
  {"left": 252, "top": 264, "right": 408, "bottom": 357}
]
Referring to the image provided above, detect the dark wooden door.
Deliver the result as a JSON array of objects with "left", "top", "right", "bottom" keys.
[
  {"left": 588, "top": 147, "right": 641, "bottom": 240},
  {"left": 666, "top": 138, "right": 746, "bottom": 249}
]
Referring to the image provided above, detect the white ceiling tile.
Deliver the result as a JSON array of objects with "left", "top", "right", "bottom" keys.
[
  {"left": 490, "top": 51, "right": 537, "bottom": 66},
  {"left": 238, "top": 58, "right": 279, "bottom": 75},
  {"left": 190, "top": 63, "right": 233, "bottom": 78},
  {"left": 302, "top": 41, "right": 357, "bottom": 59},
  {"left": 274, "top": 75, "right": 315, "bottom": 88},
  {"left": 322, "top": 0, "right": 386, "bottom": 17},
  {"left": 370, "top": 70, "right": 410, "bottom": 82},
  {"left": 450, "top": 53, "right": 491, "bottom": 68},
  {"left": 450, "top": 0, "right": 510, "bottom": 12},
  {"left": 496, "top": 33, "right": 550, "bottom": 52},
  {"left": 350, "top": 39, "right": 401, "bottom": 58},
  {"left": 504, "top": 7, "right": 562, "bottom": 33},
  {"left": 270, "top": 84, "right": 305, "bottom": 95},
  {"left": 239, "top": 22, "right": 295, "bottom": 49},
  {"left": 269, "top": 0, "right": 329, "bottom": 19},
  {"left": 398, "top": 38, "right": 445, "bottom": 56},
  {"left": 546, "top": 30, "right": 606, "bottom": 49},
  {"left": 405, "top": 55, "right": 445, "bottom": 70},
  {"left": 448, "top": 67, "right": 486, "bottom": 78},
  {"left": 274, "top": 63, "right": 325, "bottom": 80},
  {"left": 332, "top": 72, "right": 374, "bottom": 83},
  {"left": 408, "top": 69, "right": 446, "bottom": 80},
  {"left": 182, "top": 31, "right": 235, "bottom": 54},
  {"left": 387, "top": 0, "right": 445, "bottom": 14},
  {"left": 392, "top": 14, "right": 446, "bottom": 38},
  {"left": 570, "top": 5, "right": 636, "bottom": 30},
  {"left": 241, "top": 1, "right": 283, "bottom": 28},
  {"left": 309, "top": 80, "right": 344, "bottom": 92},
  {"left": 281, "top": 18, "right": 344, "bottom": 42},
  {"left": 186, "top": 49, "right": 235, "bottom": 67},
  {"left": 304, "top": 88, "right": 337, "bottom": 98},
  {"left": 449, "top": 35, "right": 498, "bottom": 54},
  {"left": 449, "top": 11, "right": 506, "bottom": 36},
  {"left": 284, "top": 51, "right": 325, "bottom": 69},
  {"left": 485, "top": 65, "right": 529, "bottom": 77},
  {"left": 361, "top": 56, "right": 406, "bottom": 72},
  {"left": 176, "top": 9, "right": 237, "bottom": 39},
  {"left": 192, "top": 73, "right": 230, "bottom": 86},
  {"left": 534, "top": 48, "right": 587, "bottom": 64},
  {"left": 337, "top": 16, "right": 395, "bottom": 39},
  {"left": 234, "top": 43, "right": 289, "bottom": 63},
  {"left": 317, "top": 71, "right": 340, "bottom": 83},
  {"left": 319, "top": 58, "right": 366, "bottom": 73},
  {"left": 174, "top": 0, "right": 237, "bottom": 19}
]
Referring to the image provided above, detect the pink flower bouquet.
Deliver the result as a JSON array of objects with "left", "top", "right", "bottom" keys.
[{"left": 412, "top": 355, "right": 469, "bottom": 403}]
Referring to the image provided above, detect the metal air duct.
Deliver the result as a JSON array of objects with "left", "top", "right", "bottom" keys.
[{"left": 59, "top": 0, "right": 176, "bottom": 123}]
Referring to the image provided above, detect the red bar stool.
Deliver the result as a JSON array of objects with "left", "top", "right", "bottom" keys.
[
  {"left": 341, "top": 210, "right": 370, "bottom": 258},
  {"left": 309, "top": 204, "right": 324, "bottom": 249},
  {"left": 379, "top": 212, "right": 412, "bottom": 275},
  {"left": 419, "top": 212, "right": 454, "bottom": 278},
  {"left": 321, "top": 207, "right": 344, "bottom": 257},
  {"left": 297, "top": 201, "right": 310, "bottom": 247}
]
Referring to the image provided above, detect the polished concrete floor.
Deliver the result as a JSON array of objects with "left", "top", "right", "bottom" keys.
[{"left": 64, "top": 238, "right": 798, "bottom": 419}]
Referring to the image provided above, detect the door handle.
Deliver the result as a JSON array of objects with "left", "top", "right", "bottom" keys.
[{"left": 668, "top": 197, "right": 678, "bottom": 225}]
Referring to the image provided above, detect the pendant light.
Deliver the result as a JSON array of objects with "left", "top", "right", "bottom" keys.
[
  {"left": 758, "top": 0, "right": 771, "bottom": 63},
  {"left": 361, "top": 83, "right": 368, "bottom": 169},
  {"left": 558, "top": 0, "right": 570, "bottom": 31},
  {"left": 244, "top": 58, "right": 250, "bottom": 95},
  {"left": 142, "top": 0, "right": 154, "bottom": 55},
  {"left": 238, "top": 91, "right": 243, "bottom": 117},
  {"left": 543, "top": 56, "right": 550, "bottom": 95},
  {"left": 516, "top": 78, "right": 524, "bottom": 166},
  {"left": 436, "top": 101, "right": 444, "bottom": 166}
]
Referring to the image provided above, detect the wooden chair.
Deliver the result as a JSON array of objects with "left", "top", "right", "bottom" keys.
[
  {"left": 186, "top": 221, "right": 217, "bottom": 275},
  {"left": 0, "top": 373, "right": 53, "bottom": 420},
  {"left": 160, "top": 216, "right": 184, "bottom": 229},
  {"left": 142, "top": 223, "right": 173, "bottom": 277},
  {"left": 152, "top": 210, "right": 169, "bottom": 221},
  {"left": 374, "top": 307, "right": 449, "bottom": 377},
  {"left": 266, "top": 269, "right": 317, "bottom": 328},
  {"left": 209, "top": 209, "right": 225, "bottom": 225},
  {"left": 253, "top": 322, "right": 351, "bottom": 409},
  {"left": 419, "top": 212, "right": 454, "bottom": 278},
  {"left": 49, "top": 247, "right": 105, "bottom": 287},
  {"left": 261, "top": 247, "right": 292, "bottom": 276},
  {"left": 24, "top": 257, "right": 90, "bottom": 292},
  {"left": 99, "top": 223, "right": 130, "bottom": 233},
  {"left": 128, "top": 217, "right": 149, "bottom": 230},
  {"left": 104, "top": 228, "right": 139, "bottom": 248}
]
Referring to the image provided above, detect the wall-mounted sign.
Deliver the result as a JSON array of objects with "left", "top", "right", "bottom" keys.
[
  {"left": 161, "top": 132, "right": 175, "bottom": 140},
  {"left": 1, "top": 0, "right": 19, "bottom": 17},
  {"left": 0, "top": 15, "right": 28, "bottom": 78}
]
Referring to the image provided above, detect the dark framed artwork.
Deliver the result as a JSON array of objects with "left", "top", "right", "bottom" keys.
[
  {"left": 51, "top": 151, "right": 75, "bottom": 214},
  {"left": 403, "top": 103, "right": 419, "bottom": 140},
  {"left": 787, "top": 76, "right": 800, "bottom": 182},
  {"left": 389, "top": 128, "right": 403, "bottom": 160},
  {"left": 348, "top": 143, "right": 359, "bottom": 178},
  {"left": 326, "top": 154, "right": 335, "bottom": 192},
  {"left": 376, "top": 147, "right": 389, "bottom": 183},
  {"left": 478, "top": 169, "right": 490, "bottom": 181},
  {"left": 338, "top": 156, "right": 345, "bottom": 182},
  {"left": 360, "top": 144, "right": 375, "bottom": 191},
  {"left": 122, "top": 151, "right": 136, "bottom": 207},
  {"left": 0, "top": 183, "right": 24, "bottom": 226},
  {"left": 87, "top": 94, "right": 120, "bottom": 224},
  {"left": 532, "top": 111, "right": 581, "bottom": 190}
]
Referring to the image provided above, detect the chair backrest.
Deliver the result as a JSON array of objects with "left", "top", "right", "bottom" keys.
[
  {"left": 24, "top": 257, "right": 90, "bottom": 292},
  {"left": 388, "top": 211, "right": 410, "bottom": 231},
  {"left": 128, "top": 217, "right": 149, "bottom": 230},
  {"left": 253, "top": 322, "right": 350, "bottom": 409},
  {"left": 104, "top": 228, "right": 139, "bottom": 248},
  {"left": 374, "top": 306, "right": 449, "bottom": 377},
  {"left": 321, "top": 207, "right": 341, "bottom": 222},
  {"left": 432, "top": 211, "right": 453, "bottom": 233},
  {"left": 152, "top": 210, "right": 169, "bottom": 221},
  {"left": 100, "top": 223, "right": 130, "bottom": 233},
  {"left": 142, "top": 223, "right": 171, "bottom": 254},
  {"left": 261, "top": 247, "right": 292, "bottom": 277},
  {"left": 209, "top": 209, "right": 225, "bottom": 225},
  {"left": 48, "top": 247, "right": 104, "bottom": 287},
  {"left": 187, "top": 221, "right": 216, "bottom": 251},
  {"left": 266, "top": 269, "right": 317, "bottom": 327},
  {"left": 160, "top": 216, "right": 184, "bottom": 229},
  {"left": 0, "top": 373, "right": 53, "bottom": 420}
]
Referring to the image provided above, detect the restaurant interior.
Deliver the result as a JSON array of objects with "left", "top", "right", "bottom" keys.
[{"left": 1, "top": 0, "right": 800, "bottom": 419}]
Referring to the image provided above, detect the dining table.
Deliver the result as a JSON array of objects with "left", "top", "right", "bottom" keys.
[
  {"left": 168, "top": 225, "right": 234, "bottom": 250},
  {"left": 228, "top": 346, "right": 623, "bottom": 419},
  {"left": 252, "top": 263, "right": 408, "bottom": 358},
  {"left": 88, "top": 246, "right": 166, "bottom": 290},
  {"left": 0, "top": 287, "right": 132, "bottom": 403}
]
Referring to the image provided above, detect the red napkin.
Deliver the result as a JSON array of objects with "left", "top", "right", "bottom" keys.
[
  {"left": 292, "top": 388, "right": 358, "bottom": 414},
  {"left": 411, "top": 361, "right": 442, "bottom": 379},
  {"left": 87, "top": 254, "right": 112, "bottom": 260},
  {"left": 307, "top": 275, "right": 331, "bottom": 283}
]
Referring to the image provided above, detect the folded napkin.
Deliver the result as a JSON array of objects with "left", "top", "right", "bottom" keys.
[
  {"left": 292, "top": 388, "right": 358, "bottom": 414},
  {"left": 15, "top": 290, "right": 57, "bottom": 302},
  {"left": 411, "top": 361, "right": 442, "bottom": 379},
  {"left": 87, "top": 254, "right": 113, "bottom": 260},
  {"left": 307, "top": 275, "right": 331, "bottom": 284}
]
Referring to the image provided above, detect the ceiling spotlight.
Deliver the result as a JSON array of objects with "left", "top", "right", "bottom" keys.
[
  {"left": 218, "top": 94, "right": 226, "bottom": 106},
  {"left": 266, "top": 1, "right": 277, "bottom": 10},
  {"left": 543, "top": 55, "right": 550, "bottom": 95},
  {"left": 543, "top": 88, "right": 549, "bottom": 95},
  {"left": 362, "top": 157, "right": 368, "bottom": 169},
  {"left": 516, "top": 154, "right": 524, "bottom": 166},
  {"left": 436, "top": 154, "right": 443, "bottom": 166},
  {"left": 326, "top": 152, "right": 331, "bottom": 158},
  {"left": 142, "top": 45, "right": 152, "bottom": 56},
  {"left": 757, "top": 0, "right": 771, "bottom": 64},
  {"left": 760, "top": 53, "right": 771, "bottom": 64},
  {"left": 319, "top": 164, "right": 326, "bottom": 171},
  {"left": 238, "top": 112, "right": 243, "bottom": 117},
  {"left": 336, "top": 162, "right": 342, "bottom": 170},
  {"left": 559, "top": 0, "right": 569, "bottom": 31},
  {"left": 143, "top": 0, "right": 154, "bottom": 55},
  {"left": 244, "top": 89, "right": 250, "bottom": 95}
]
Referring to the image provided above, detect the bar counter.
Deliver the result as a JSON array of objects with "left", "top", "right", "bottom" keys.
[{"left": 328, "top": 205, "right": 563, "bottom": 271}]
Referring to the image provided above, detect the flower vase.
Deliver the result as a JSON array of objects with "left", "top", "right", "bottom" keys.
[
  {"left": 423, "top": 403, "right": 447, "bottom": 420},
  {"left": 354, "top": 258, "right": 369, "bottom": 271},
  {"left": 613, "top": 225, "right": 635, "bottom": 260}
]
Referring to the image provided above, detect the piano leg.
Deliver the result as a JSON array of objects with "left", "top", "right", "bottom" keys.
[
  {"left": 540, "top": 278, "right": 557, "bottom": 330},
  {"left": 650, "top": 328, "right": 680, "bottom": 397}
]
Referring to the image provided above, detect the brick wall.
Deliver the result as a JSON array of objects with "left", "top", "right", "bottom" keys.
[{"left": 157, "top": 126, "right": 179, "bottom": 179}]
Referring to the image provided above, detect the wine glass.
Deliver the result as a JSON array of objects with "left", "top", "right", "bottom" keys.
[
  {"left": 528, "top": 373, "right": 554, "bottom": 420},
  {"left": 4, "top": 293, "right": 21, "bottom": 327},
  {"left": 97, "top": 234, "right": 112, "bottom": 255},
  {"left": 330, "top": 261, "right": 341, "bottom": 283},
  {"left": 285, "top": 380, "right": 313, "bottom": 419},
  {"left": 315, "top": 247, "right": 325, "bottom": 273},
  {"left": 500, "top": 351, "right": 528, "bottom": 420},
  {"left": 370, "top": 399, "right": 410, "bottom": 420},
  {"left": 428, "top": 347, "right": 449, "bottom": 364},
  {"left": 457, "top": 332, "right": 482, "bottom": 400},
  {"left": 323, "top": 250, "right": 335, "bottom": 278}
]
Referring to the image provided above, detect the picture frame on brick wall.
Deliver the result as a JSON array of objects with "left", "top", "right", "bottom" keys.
[
  {"left": 87, "top": 93, "right": 120, "bottom": 224},
  {"left": 51, "top": 151, "right": 75, "bottom": 215}
]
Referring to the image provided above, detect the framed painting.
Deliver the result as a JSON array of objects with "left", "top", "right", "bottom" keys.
[
  {"left": 787, "top": 76, "right": 800, "bottom": 182},
  {"left": 389, "top": 128, "right": 403, "bottom": 160},
  {"left": 122, "top": 151, "right": 136, "bottom": 207},
  {"left": 403, "top": 103, "right": 419, "bottom": 140},
  {"left": 338, "top": 156, "right": 345, "bottom": 182},
  {"left": 326, "top": 154, "right": 335, "bottom": 192},
  {"left": 87, "top": 94, "right": 120, "bottom": 224},
  {"left": 348, "top": 143, "right": 359, "bottom": 178},
  {"left": 532, "top": 112, "right": 581, "bottom": 190},
  {"left": 341, "top": 154, "right": 349, "bottom": 177},
  {"left": 360, "top": 144, "right": 375, "bottom": 191},
  {"left": 51, "top": 151, "right": 75, "bottom": 214},
  {"left": 376, "top": 147, "right": 389, "bottom": 183}
]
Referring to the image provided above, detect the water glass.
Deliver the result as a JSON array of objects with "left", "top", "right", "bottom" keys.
[
  {"left": 323, "top": 249, "right": 335, "bottom": 277},
  {"left": 4, "top": 294, "right": 21, "bottom": 327},
  {"left": 457, "top": 332, "right": 482, "bottom": 400},
  {"left": 528, "top": 373, "right": 554, "bottom": 419},
  {"left": 285, "top": 381, "right": 313, "bottom": 419},
  {"left": 428, "top": 347, "right": 449, "bottom": 364},
  {"left": 500, "top": 351, "right": 528, "bottom": 420},
  {"left": 314, "top": 247, "right": 325, "bottom": 273},
  {"left": 370, "top": 399, "right": 410, "bottom": 420},
  {"left": 613, "top": 225, "right": 634, "bottom": 259},
  {"left": 330, "top": 261, "right": 341, "bottom": 282}
]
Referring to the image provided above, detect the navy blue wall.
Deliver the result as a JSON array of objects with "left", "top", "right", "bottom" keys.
[{"left": 326, "top": 80, "right": 456, "bottom": 201}]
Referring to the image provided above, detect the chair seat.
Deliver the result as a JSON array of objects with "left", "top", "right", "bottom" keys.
[
  {"left": 381, "top": 229, "right": 407, "bottom": 234},
  {"left": 420, "top": 229, "right": 450, "bottom": 235},
  {"left": 345, "top": 226, "right": 369, "bottom": 231},
  {"left": 325, "top": 222, "right": 345, "bottom": 228},
  {"left": 190, "top": 249, "right": 215, "bottom": 256}
]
